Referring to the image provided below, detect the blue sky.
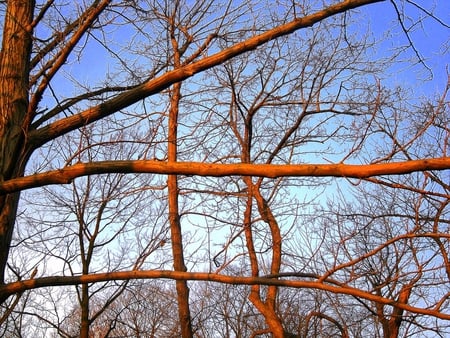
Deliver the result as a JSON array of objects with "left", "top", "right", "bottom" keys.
[
  {"left": 359, "top": 0, "right": 449, "bottom": 95},
  {"left": 40, "top": 1, "right": 449, "bottom": 110}
]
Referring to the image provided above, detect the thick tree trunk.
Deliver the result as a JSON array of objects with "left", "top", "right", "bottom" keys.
[
  {"left": 0, "top": 0, "right": 35, "bottom": 288},
  {"left": 385, "top": 284, "right": 412, "bottom": 338},
  {"left": 0, "top": 195, "right": 20, "bottom": 286}
]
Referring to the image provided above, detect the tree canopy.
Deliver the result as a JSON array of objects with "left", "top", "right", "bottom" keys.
[{"left": 0, "top": 0, "right": 448, "bottom": 337}]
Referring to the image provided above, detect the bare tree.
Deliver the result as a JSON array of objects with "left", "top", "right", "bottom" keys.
[
  {"left": 6, "top": 119, "right": 169, "bottom": 336},
  {"left": 304, "top": 83, "right": 450, "bottom": 337},
  {"left": 0, "top": 1, "right": 448, "bottom": 337}
]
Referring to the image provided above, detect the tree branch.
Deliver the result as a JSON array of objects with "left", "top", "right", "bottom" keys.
[
  {"left": 0, "top": 269, "right": 448, "bottom": 320},
  {"left": 28, "top": 0, "right": 384, "bottom": 148},
  {"left": 0, "top": 158, "right": 448, "bottom": 194}
]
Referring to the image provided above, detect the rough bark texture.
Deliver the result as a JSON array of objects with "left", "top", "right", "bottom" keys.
[{"left": 0, "top": 0, "right": 35, "bottom": 285}]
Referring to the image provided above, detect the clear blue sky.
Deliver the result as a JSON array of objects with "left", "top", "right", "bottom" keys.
[{"left": 360, "top": 0, "right": 449, "bottom": 95}]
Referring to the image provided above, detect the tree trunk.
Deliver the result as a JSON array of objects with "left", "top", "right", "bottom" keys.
[
  {"left": 166, "top": 15, "right": 193, "bottom": 337},
  {"left": 0, "top": 0, "right": 35, "bottom": 289},
  {"left": 79, "top": 283, "right": 90, "bottom": 338},
  {"left": 168, "top": 80, "right": 193, "bottom": 337},
  {"left": 385, "top": 283, "right": 412, "bottom": 338}
]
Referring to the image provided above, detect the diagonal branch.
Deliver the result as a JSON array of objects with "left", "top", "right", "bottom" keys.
[
  {"left": 389, "top": 0, "right": 432, "bottom": 75},
  {"left": 28, "top": 0, "right": 112, "bottom": 121},
  {"left": 28, "top": 0, "right": 384, "bottom": 149}
]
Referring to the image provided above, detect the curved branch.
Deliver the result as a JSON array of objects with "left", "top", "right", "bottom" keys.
[
  {"left": 389, "top": 0, "right": 431, "bottom": 74},
  {"left": 304, "top": 311, "right": 349, "bottom": 338},
  {"left": 0, "top": 269, "right": 448, "bottom": 320}
]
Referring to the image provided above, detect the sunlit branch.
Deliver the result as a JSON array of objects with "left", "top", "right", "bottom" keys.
[
  {"left": 28, "top": 0, "right": 385, "bottom": 148},
  {"left": 1, "top": 158, "right": 448, "bottom": 194},
  {"left": 28, "top": 0, "right": 112, "bottom": 119},
  {"left": 31, "top": 85, "right": 141, "bottom": 129}
]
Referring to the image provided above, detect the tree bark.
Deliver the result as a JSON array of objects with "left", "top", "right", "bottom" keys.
[
  {"left": 240, "top": 112, "right": 284, "bottom": 336},
  {"left": 79, "top": 283, "right": 90, "bottom": 338},
  {"left": 0, "top": 0, "right": 35, "bottom": 287},
  {"left": 168, "top": 80, "right": 193, "bottom": 337},
  {"left": 2, "top": 158, "right": 449, "bottom": 195},
  {"left": 166, "top": 12, "right": 194, "bottom": 336}
]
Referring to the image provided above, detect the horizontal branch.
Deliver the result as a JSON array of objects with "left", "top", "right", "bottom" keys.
[
  {"left": 1, "top": 269, "right": 448, "bottom": 320},
  {"left": 1, "top": 157, "right": 449, "bottom": 194}
]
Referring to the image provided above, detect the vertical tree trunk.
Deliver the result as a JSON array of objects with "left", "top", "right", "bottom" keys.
[
  {"left": 241, "top": 149, "right": 284, "bottom": 336},
  {"left": 246, "top": 190, "right": 285, "bottom": 337},
  {"left": 385, "top": 284, "right": 412, "bottom": 338},
  {"left": 79, "top": 196, "right": 91, "bottom": 338},
  {"left": 253, "top": 187, "right": 285, "bottom": 337},
  {"left": 166, "top": 11, "right": 193, "bottom": 336},
  {"left": 0, "top": 0, "right": 35, "bottom": 289},
  {"left": 168, "top": 80, "right": 192, "bottom": 338},
  {"left": 79, "top": 284, "right": 90, "bottom": 338},
  {"left": 374, "top": 279, "right": 412, "bottom": 338}
]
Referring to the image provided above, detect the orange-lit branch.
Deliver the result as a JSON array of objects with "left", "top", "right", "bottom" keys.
[{"left": 0, "top": 158, "right": 448, "bottom": 194}]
